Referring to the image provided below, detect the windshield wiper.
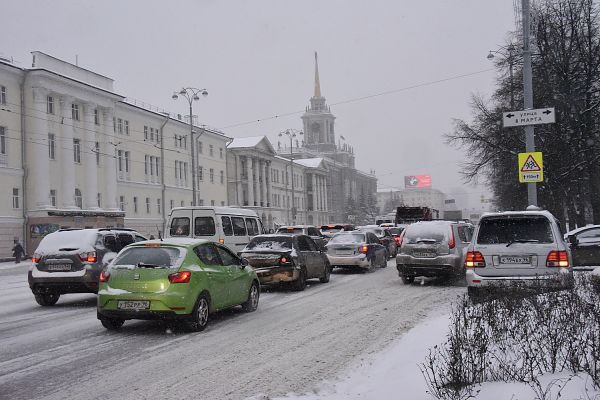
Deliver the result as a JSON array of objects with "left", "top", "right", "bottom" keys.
[
  {"left": 137, "top": 262, "right": 165, "bottom": 269},
  {"left": 506, "top": 239, "right": 540, "bottom": 247}
]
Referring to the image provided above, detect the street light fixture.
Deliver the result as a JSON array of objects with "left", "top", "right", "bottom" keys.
[
  {"left": 487, "top": 44, "right": 517, "bottom": 109},
  {"left": 278, "top": 129, "right": 303, "bottom": 224},
  {"left": 172, "top": 87, "right": 209, "bottom": 207}
]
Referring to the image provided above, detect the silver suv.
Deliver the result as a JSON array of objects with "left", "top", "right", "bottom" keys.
[
  {"left": 28, "top": 228, "right": 147, "bottom": 306},
  {"left": 465, "top": 210, "right": 573, "bottom": 297},
  {"left": 396, "top": 221, "right": 473, "bottom": 284}
]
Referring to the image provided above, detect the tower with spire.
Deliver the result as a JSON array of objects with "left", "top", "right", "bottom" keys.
[{"left": 302, "top": 52, "right": 336, "bottom": 152}]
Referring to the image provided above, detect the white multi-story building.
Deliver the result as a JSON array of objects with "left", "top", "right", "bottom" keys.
[{"left": 0, "top": 52, "right": 229, "bottom": 257}]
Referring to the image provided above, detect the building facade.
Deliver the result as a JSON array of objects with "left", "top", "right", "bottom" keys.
[{"left": 0, "top": 52, "right": 229, "bottom": 257}]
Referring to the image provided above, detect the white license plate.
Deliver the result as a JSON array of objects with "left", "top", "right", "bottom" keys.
[
  {"left": 500, "top": 256, "right": 531, "bottom": 264},
  {"left": 47, "top": 264, "right": 72, "bottom": 271},
  {"left": 413, "top": 252, "right": 435, "bottom": 258},
  {"left": 336, "top": 250, "right": 353, "bottom": 256},
  {"left": 117, "top": 301, "right": 150, "bottom": 310}
]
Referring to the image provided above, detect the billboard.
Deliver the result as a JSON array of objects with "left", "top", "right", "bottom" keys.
[{"left": 404, "top": 175, "right": 431, "bottom": 188}]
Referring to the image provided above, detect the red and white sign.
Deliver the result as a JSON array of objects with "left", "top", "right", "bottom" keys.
[{"left": 404, "top": 175, "right": 432, "bottom": 188}]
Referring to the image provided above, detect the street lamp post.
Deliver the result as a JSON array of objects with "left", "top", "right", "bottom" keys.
[
  {"left": 278, "top": 129, "right": 303, "bottom": 224},
  {"left": 487, "top": 44, "right": 516, "bottom": 109},
  {"left": 172, "top": 87, "right": 208, "bottom": 207}
]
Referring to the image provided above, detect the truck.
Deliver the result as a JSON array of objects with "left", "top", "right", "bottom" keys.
[{"left": 394, "top": 206, "right": 438, "bottom": 225}]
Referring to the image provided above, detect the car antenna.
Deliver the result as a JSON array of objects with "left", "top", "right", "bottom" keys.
[{"left": 157, "top": 225, "right": 163, "bottom": 242}]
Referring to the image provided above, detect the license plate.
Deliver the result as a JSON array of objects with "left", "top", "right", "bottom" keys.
[
  {"left": 117, "top": 301, "right": 150, "bottom": 310},
  {"left": 413, "top": 252, "right": 435, "bottom": 258},
  {"left": 500, "top": 256, "right": 531, "bottom": 264},
  {"left": 47, "top": 264, "right": 72, "bottom": 271},
  {"left": 336, "top": 250, "right": 353, "bottom": 256}
]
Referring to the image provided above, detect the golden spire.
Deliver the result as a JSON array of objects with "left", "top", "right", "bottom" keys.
[{"left": 314, "top": 51, "right": 321, "bottom": 97}]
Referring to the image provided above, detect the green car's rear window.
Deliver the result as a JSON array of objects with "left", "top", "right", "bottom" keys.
[{"left": 112, "top": 246, "right": 186, "bottom": 269}]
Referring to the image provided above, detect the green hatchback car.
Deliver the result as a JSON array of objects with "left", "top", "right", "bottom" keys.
[{"left": 97, "top": 238, "right": 260, "bottom": 332}]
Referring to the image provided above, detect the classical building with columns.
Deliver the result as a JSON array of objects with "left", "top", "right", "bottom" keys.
[
  {"left": 226, "top": 136, "right": 331, "bottom": 230},
  {"left": 0, "top": 52, "right": 229, "bottom": 256}
]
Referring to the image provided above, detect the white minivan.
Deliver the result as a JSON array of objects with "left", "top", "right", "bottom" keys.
[{"left": 166, "top": 207, "right": 264, "bottom": 253}]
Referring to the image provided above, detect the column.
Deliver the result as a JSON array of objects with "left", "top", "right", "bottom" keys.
[
  {"left": 60, "top": 96, "right": 77, "bottom": 209},
  {"left": 312, "top": 174, "right": 318, "bottom": 211},
  {"left": 236, "top": 155, "right": 243, "bottom": 205},
  {"left": 247, "top": 156, "right": 255, "bottom": 206},
  {"left": 260, "top": 160, "right": 267, "bottom": 207},
  {"left": 83, "top": 103, "right": 98, "bottom": 209},
  {"left": 323, "top": 176, "right": 329, "bottom": 212},
  {"left": 103, "top": 108, "right": 118, "bottom": 210},
  {"left": 265, "top": 161, "right": 272, "bottom": 207},
  {"left": 319, "top": 176, "right": 325, "bottom": 211},
  {"left": 31, "top": 88, "right": 51, "bottom": 208},
  {"left": 256, "top": 159, "right": 262, "bottom": 206}
]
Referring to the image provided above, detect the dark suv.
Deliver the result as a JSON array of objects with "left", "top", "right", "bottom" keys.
[{"left": 28, "top": 228, "right": 147, "bottom": 306}]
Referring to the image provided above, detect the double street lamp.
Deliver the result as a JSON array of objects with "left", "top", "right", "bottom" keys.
[
  {"left": 172, "top": 87, "right": 208, "bottom": 207},
  {"left": 278, "top": 129, "right": 303, "bottom": 224}
]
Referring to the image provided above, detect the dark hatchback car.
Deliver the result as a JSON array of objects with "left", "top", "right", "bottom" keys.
[
  {"left": 29, "top": 228, "right": 147, "bottom": 306},
  {"left": 565, "top": 225, "right": 600, "bottom": 271},
  {"left": 240, "top": 234, "right": 331, "bottom": 291},
  {"left": 276, "top": 225, "right": 327, "bottom": 250},
  {"left": 358, "top": 226, "right": 397, "bottom": 258}
]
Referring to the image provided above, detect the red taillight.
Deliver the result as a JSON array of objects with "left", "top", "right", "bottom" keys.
[
  {"left": 398, "top": 231, "right": 405, "bottom": 247},
  {"left": 280, "top": 256, "right": 292, "bottom": 264},
  {"left": 218, "top": 238, "right": 225, "bottom": 244},
  {"left": 448, "top": 228, "right": 455, "bottom": 249},
  {"left": 99, "top": 270, "right": 110, "bottom": 282},
  {"left": 79, "top": 251, "right": 97, "bottom": 263},
  {"left": 465, "top": 251, "right": 485, "bottom": 268},
  {"left": 360, "top": 244, "right": 369, "bottom": 254},
  {"left": 394, "top": 236, "right": 401, "bottom": 246},
  {"left": 546, "top": 251, "right": 569, "bottom": 267},
  {"left": 168, "top": 271, "right": 192, "bottom": 283},
  {"left": 32, "top": 253, "right": 41, "bottom": 264}
]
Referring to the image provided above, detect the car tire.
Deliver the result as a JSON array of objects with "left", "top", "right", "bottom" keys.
[
  {"left": 366, "top": 258, "right": 377, "bottom": 273},
  {"left": 99, "top": 316, "right": 125, "bottom": 331},
  {"left": 184, "top": 294, "right": 210, "bottom": 332},
  {"left": 292, "top": 267, "right": 307, "bottom": 291},
  {"left": 319, "top": 262, "right": 331, "bottom": 283},
  {"left": 241, "top": 281, "right": 260, "bottom": 312},
  {"left": 401, "top": 275, "right": 415, "bottom": 285},
  {"left": 34, "top": 292, "right": 60, "bottom": 306}
]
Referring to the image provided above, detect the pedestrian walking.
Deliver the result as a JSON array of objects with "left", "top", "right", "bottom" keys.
[{"left": 12, "top": 240, "right": 25, "bottom": 264}]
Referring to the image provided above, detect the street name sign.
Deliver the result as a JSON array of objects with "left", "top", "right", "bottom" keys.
[
  {"left": 518, "top": 152, "right": 544, "bottom": 183},
  {"left": 503, "top": 108, "right": 556, "bottom": 128}
]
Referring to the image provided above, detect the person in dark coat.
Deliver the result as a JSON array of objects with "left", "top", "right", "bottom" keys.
[{"left": 12, "top": 241, "right": 25, "bottom": 264}]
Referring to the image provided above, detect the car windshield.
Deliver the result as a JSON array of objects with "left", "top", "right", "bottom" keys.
[
  {"left": 321, "top": 226, "right": 344, "bottom": 234},
  {"left": 245, "top": 236, "right": 293, "bottom": 251},
  {"left": 387, "top": 227, "right": 403, "bottom": 235},
  {"left": 277, "top": 228, "right": 304, "bottom": 234},
  {"left": 111, "top": 246, "right": 186, "bottom": 269},
  {"left": 403, "top": 224, "right": 448, "bottom": 244},
  {"left": 477, "top": 216, "right": 554, "bottom": 244},
  {"left": 328, "top": 233, "right": 365, "bottom": 244}
]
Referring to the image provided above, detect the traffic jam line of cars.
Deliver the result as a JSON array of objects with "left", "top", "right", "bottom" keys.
[{"left": 26, "top": 206, "right": 597, "bottom": 332}]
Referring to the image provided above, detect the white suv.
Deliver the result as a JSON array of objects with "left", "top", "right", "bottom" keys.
[{"left": 465, "top": 210, "right": 573, "bottom": 297}]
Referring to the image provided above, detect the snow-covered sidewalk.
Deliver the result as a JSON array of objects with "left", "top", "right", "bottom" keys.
[{"left": 0, "top": 260, "right": 32, "bottom": 271}]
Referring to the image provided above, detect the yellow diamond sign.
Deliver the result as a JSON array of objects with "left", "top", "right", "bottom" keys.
[{"left": 518, "top": 152, "right": 544, "bottom": 183}]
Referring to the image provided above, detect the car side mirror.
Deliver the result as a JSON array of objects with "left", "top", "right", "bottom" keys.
[
  {"left": 568, "top": 235, "right": 578, "bottom": 246},
  {"left": 240, "top": 258, "right": 249, "bottom": 267}
]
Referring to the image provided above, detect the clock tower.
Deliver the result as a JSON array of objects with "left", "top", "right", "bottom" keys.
[{"left": 301, "top": 52, "right": 336, "bottom": 152}]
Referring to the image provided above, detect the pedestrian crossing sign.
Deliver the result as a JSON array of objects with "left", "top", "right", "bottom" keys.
[{"left": 518, "top": 152, "right": 544, "bottom": 183}]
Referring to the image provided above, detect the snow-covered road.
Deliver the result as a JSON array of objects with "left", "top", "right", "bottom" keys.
[{"left": 0, "top": 261, "right": 464, "bottom": 400}]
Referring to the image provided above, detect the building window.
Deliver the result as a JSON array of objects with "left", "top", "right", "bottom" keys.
[
  {"left": 146, "top": 197, "right": 151, "bottom": 214},
  {"left": 50, "top": 189, "right": 56, "bottom": 207},
  {"left": 144, "top": 126, "right": 148, "bottom": 141},
  {"left": 198, "top": 141, "right": 203, "bottom": 154},
  {"left": 198, "top": 166, "right": 203, "bottom": 181},
  {"left": 48, "top": 134, "right": 55, "bottom": 159},
  {"left": 211, "top": 200, "right": 215, "bottom": 206},
  {"left": 133, "top": 196, "right": 138, "bottom": 213},
  {"left": 170, "top": 199, "right": 174, "bottom": 211},
  {"left": 118, "top": 118, "right": 123, "bottom": 134},
  {"left": 71, "top": 103, "right": 79, "bottom": 121},
  {"left": 209, "top": 144, "right": 214, "bottom": 157},
  {"left": 124, "top": 120, "right": 129, "bottom": 135},
  {"left": 180, "top": 200, "right": 184, "bottom": 207},
  {"left": 0, "top": 86, "right": 6, "bottom": 105},
  {"left": 97, "top": 192, "right": 102, "bottom": 208},
  {"left": 0, "top": 126, "right": 5, "bottom": 155},
  {"left": 125, "top": 151, "right": 130, "bottom": 172},
  {"left": 94, "top": 109, "right": 99, "bottom": 125},
  {"left": 73, "top": 139, "right": 81, "bottom": 163},
  {"left": 113, "top": 117, "right": 116, "bottom": 133},
  {"left": 221, "top": 201, "right": 225, "bottom": 206},
  {"left": 119, "top": 195, "right": 125, "bottom": 211},
  {"left": 75, "top": 188, "right": 82, "bottom": 208},
  {"left": 210, "top": 168, "right": 214, "bottom": 183},
  {"left": 12, "top": 188, "right": 19, "bottom": 209},
  {"left": 157, "top": 199, "right": 161, "bottom": 214},
  {"left": 150, "top": 127, "right": 154, "bottom": 141},
  {"left": 47, "top": 96, "right": 54, "bottom": 114},
  {"left": 198, "top": 199, "right": 204, "bottom": 206},
  {"left": 95, "top": 142, "right": 100, "bottom": 165},
  {"left": 220, "top": 170, "right": 224, "bottom": 184}
]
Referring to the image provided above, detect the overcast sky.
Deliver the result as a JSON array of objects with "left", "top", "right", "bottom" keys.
[{"left": 3, "top": 0, "right": 516, "bottom": 207}]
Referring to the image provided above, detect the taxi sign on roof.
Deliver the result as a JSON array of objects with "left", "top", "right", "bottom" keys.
[{"left": 518, "top": 152, "right": 544, "bottom": 183}]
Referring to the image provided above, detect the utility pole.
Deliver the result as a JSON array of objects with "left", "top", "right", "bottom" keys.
[{"left": 522, "top": 0, "right": 537, "bottom": 206}]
